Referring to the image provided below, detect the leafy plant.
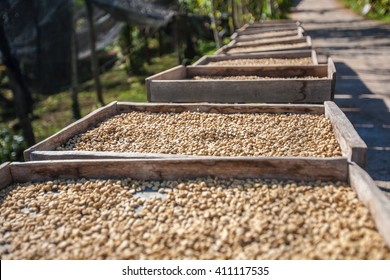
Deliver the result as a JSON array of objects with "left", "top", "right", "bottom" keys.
[
  {"left": 341, "top": 0, "right": 390, "bottom": 22},
  {"left": 0, "top": 128, "right": 27, "bottom": 163}
]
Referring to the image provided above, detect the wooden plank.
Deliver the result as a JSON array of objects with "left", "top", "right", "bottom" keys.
[
  {"left": 349, "top": 162, "right": 390, "bottom": 248},
  {"left": 148, "top": 80, "right": 332, "bottom": 103},
  {"left": 236, "top": 25, "right": 299, "bottom": 36},
  {"left": 145, "top": 65, "right": 186, "bottom": 101},
  {"left": 245, "top": 20, "right": 301, "bottom": 28},
  {"left": 232, "top": 26, "right": 305, "bottom": 42},
  {"left": 311, "top": 50, "right": 318, "bottom": 65},
  {"left": 116, "top": 102, "right": 325, "bottom": 114},
  {"left": 328, "top": 57, "right": 337, "bottom": 99},
  {"left": 24, "top": 101, "right": 118, "bottom": 161},
  {"left": 223, "top": 37, "right": 312, "bottom": 55},
  {"left": 0, "top": 162, "right": 12, "bottom": 190},
  {"left": 230, "top": 37, "right": 309, "bottom": 49},
  {"left": 145, "top": 65, "right": 186, "bottom": 81},
  {"left": 28, "top": 150, "right": 196, "bottom": 161},
  {"left": 9, "top": 157, "right": 348, "bottom": 183},
  {"left": 192, "top": 55, "right": 209, "bottom": 65},
  {"left": 193, "top": 50, "right": 317, "bottom": 66},
  {"left": 235, "top": 23, "right": 249, "bottom": 32},
  {"left": 233, "top": 36, "right": 308, "bottom": 48},
  {"left": 186, "top": 65, "right": 327, "bottom": 78},
  {"left": 325, "top": 101, "right": 367, "bottom": 167},
  {"left": 214, "top": 45, "right": 229, "bottom": 55}
]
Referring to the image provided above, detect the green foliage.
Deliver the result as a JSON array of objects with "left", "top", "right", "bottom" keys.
[
  {"left": 178, "top": 0, "right": 212, "bottom": 15},
  {"left": 119, "top": 25, "right": 147, "bottom": 75},
  {"left": 179, "top": 0, "right": 294, "bottom": 24},
  {"left": 341, "top": 0, "right": 390, "bottom": 22},
  {"left": 0, "top": 128, "right": 27, "bottom": 163},
  {"left": 369, "top": 0, "right": 390, "bottom": 16}
]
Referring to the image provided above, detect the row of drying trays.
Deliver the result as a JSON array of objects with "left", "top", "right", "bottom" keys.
[{"left": 2, "top": 19, "right": 390, "bottom": 250}]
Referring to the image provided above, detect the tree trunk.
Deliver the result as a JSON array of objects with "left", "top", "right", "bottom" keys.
[
  {"left": 232, "top": 0, "right": 239, "bottom": 29},
  {"left": 267, "top": 0, "right": 273, "bottom": 17},
  {"left": 173, "top": 17, "right": 182, "bottom": 65},
  {"left": 120, "top": 24, "right": 132, "bottom": 74},
  {"left": 236, "top": 0, "right": 243, "bottom": 27},
  {"left": 158, "top": 29, "right": 164, "bottom": 56},
  {"left": 228, "top": 0, "right": 235, "bottom": 33},
  {"left": 70, "top": 0, "right": 81, "bottom": 120},
  {"left": 143, "top": 28, "right": 151, "bottom": 65},
  {"left": 85, "top": 0, "right": 104, "bottom": 106},
  {"left": 0, "top": 24, "right": 35, "bottom": 146},
  {"left": 210, "top": 0, "right": 222, "bottom": 49},
  {"left": 259, "top": 0, "right": 265, "bottom": 19}
]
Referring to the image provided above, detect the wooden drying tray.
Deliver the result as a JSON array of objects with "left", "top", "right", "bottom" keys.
[
  {"left": 215, "top": 36, "right": 312, "bottom": 55},
  {"left": 0, "top": 160, "right": 388, "bottom": 249},
  {"left": 235, "top": 24, "right": 301, "bottom": 36},
  {"left": 146, "top": 57, "right": 335, "bottom": 103},
  {"left": 231, "top": 26, "right": 305, "bottom": 41},
  {"left": 242, "top": 20, "right": 301, "bottom": 28},
  {"left": 24, "top": 101, "right": 366, "bottom": 169},
  {"left": 193, "top": 50, "right": 318, "bottom": 66},
  {"left": 233, "top": 34, "right": 307, "bottom": 48}
]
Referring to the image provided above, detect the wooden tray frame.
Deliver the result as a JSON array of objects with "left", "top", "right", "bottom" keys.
[
  {"left": 0, "top": 160, "right": 388, "bottom": 249},
  {"left": 146, "top": 57, "right": 335, "bottom": 103},
  {"left": 24, "top": 101, "right": 366, "bottom": 168},
  {"left": 215, "top": 36, "right": 312, "bottom": 55},
  {"left": 235, "top": 25, "right": 301, "bottom": 36},
  {"left": 231, "top": 26, "right": 305, "bottom": 41},
  {"left": 193, "top": 50, "right": 318, "bottom": 66}
]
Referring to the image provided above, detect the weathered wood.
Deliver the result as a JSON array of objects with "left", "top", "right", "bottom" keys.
[
  {"left": 24, "top": 101, "right": 118, "bottom": 161},
  {"left": 227, "top": 37, "right": 311, "bottom": 53},
  {"left": 231, "top": 26, "right": 305, "bottom": 42},
  {"left": 328, "top": 57, "right": 337, "bottom": 99},
  {"left": 236, "top": 25, "right": 299, "bottom": 36},
  {"left": 147, "top": 60, "right": 334, "bottom": 103},
  {"left": 216, "top": 36, "right": 311, "bottom": 55},
  {"left": 244, "top": 20, "right": 301, "bottom": 28},
  {"left": 145, "top": 65, "right": 186, "bottom": 81},
  {"left": 0, "top": 162, "right": 12, "bottom": 190},
  {"left": 9, "top": 157, "right": 348, "bottom": 183},
  {"left": 193, "top": 50, "right": 318, "bottom": 66},
  {"left": 149, "top": 80, "right": 332, "bottom": 103},
  {"left": 145, "top": 65, "right": 186, "bottom": 101},
  {"left": 186, "top": 65, "right": 327, "bottom": 77},
  {"left": 28, "top": 151, "right": 195, "bottom": 161},
  {"left": 324, "top": 101, "right": 367, "bottom": 167},
  {"left": 234, "top": 35, "right": 304, "bottom": 47},
  {"left": 116, "top": 102, "right": 325, "bottom": 114},
  {"left": 349, "top": 162, "right": 390, "bottom": 248},
  {"left": 311, "top": 50, "right": 318, "bottom": 65}
]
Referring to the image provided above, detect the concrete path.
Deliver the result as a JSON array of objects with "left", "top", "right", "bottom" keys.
[{"left": 291, "top": 0, "right": 390, "bottom": 192}]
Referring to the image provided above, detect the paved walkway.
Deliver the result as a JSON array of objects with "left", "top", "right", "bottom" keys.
[{"left": 291, "top": 0, "right": 390, "bottom": 191}]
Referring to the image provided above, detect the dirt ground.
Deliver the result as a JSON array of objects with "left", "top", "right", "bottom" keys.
[{"left": 291, "top": 0, "right": 390, "bottom": 193}]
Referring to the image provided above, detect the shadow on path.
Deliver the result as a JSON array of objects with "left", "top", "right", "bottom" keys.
[{"left": 334, "top": 61, "right": 390, "bottom": 187}]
